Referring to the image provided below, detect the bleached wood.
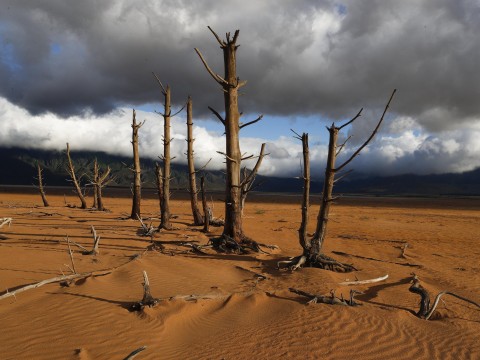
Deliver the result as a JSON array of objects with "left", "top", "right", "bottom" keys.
[{"left": 339, "top": 274, "right": 389, "bottom": 286}]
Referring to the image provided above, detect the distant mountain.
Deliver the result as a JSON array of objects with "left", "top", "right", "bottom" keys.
[{"left": 0, "top": 146, "right": 479, "bottom": 196}]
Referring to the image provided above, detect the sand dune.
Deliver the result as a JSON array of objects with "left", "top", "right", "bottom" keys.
[{"left": 1, "top": 192, "right": 479, "bottom": 359}]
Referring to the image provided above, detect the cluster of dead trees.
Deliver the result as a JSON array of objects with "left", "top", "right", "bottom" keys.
[{"left": 34, "top": 26, "right": 396, "bottom": 265}]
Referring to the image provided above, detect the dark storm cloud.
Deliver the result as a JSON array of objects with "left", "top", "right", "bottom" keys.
[{"left": 0, "top": 0, "right": 479, "bottom": 132}]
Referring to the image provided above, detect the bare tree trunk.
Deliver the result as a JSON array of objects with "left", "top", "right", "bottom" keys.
[
  {"left": 297, "top": 133, "right": 310, "bottom": 251},
  {"left": 90, "top": 158, "right": 112, "bottom": 212},
  {"left": 36, "top": 162, "right": 49, "bottom": 207},
  {"left": 92, "top": 159, "right": 99, "bottom": 209},
  {"left": 155, "top": 162, "right": 163, "bottom": 218},
  {"left": 186, "top": 96, "right": 204, "bottom": 225},
  {"left": 196, "top": 28, "right": 264, "bottom": 245},
  {"left": 65, "top": 143, "right": 87, "bottom": 209},
  {"left": 309, "top": 127, "right": 338, "bottom": 256},
  {"left": 130, "top": 110, "right": 143, "bottom": 219},
  {"left": 152, "top": 74, "right": 181, "bottom": 231},
  {"left": 97, "top": 168, "right": 111, "bottom": 212},
  {"left": 160, "top": 85, "right": 173, "bottom": 229},
  {"left": 201, "top": 176, "right": 210, "bottom": 233}
]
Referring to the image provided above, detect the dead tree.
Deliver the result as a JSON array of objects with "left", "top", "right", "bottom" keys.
[
  {"left": 152, "top": 73, "right": 185, "bottom": 230},
  {"left": 195, "top": 27, "right": 264, "bottom": 249},
  {"left": 65, "top": 143, "right": 87, "bottom": 209},
  {"left": 186, "top": 96, "right": 204, "bottom": 225},
  {"left": 155, "top": 162, "right": 163, "bottom": 217},
  {"left": 129, "top": 110, "right": 144, "bottom": 219},
  {"left": 240, "top": 143, "right": 267, "bottom": 216},
  {"left": 279, "top": 90, "right": 396, "bottom": 272},
  {"left": 201, "top": 176, "right": 210, "bottom": 232},
  {"left": 91, "top": 160, "right": 99, "bottom": 209},
  {"left": 91, "top": 158, "right": 113, "bottom": 211},
  {"left": 35, "top": 162, "right": 49, "bottom": 207}
]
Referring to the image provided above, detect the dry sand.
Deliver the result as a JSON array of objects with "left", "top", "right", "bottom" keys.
[{"left": 0, "top": 191, "right": 479, "bottom": 359}]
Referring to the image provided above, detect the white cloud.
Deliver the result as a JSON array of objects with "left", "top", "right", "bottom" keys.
[{"left": 1, "top": 97, "right": 480, "bottom": 178}]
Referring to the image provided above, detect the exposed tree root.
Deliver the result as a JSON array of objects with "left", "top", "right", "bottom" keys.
[
  {"left": 208, "top": 234, "right": 275, "bottom": 254},
  {"left": 409, "top": 274, "right": 480, "bottom": 320},
  {"left": 278, "top": 254, "right": 357, "bottom": 273},
  {"left": 289, "top": 288, "right": 362, "bottom": 306},
  {"left": 137, "top": 215, "right": 157, "bottom": 238}
]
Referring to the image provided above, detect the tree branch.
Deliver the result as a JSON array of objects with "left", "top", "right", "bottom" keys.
[
  {"left": 208, "top": 106, "right": 225, "bottom": 126},
  {"left": 207, "top": 26, "right": 226, "bottom": 47},
  {"left": 337, "top": 108, "right": 363, "bottom": 131},
  {"left": 240, "top": 114, "right": 263, "bottom": 129},
  {"left": 335, "top": 89, "right": 396, "bottom": 172},
  {"left": 194, "top": 48, "right": 229, "bottom": 86},
  {"left": 152, "top": 72, "right": 166, "bottom": 95}
]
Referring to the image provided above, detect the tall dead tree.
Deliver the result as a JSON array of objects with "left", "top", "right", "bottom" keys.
[
  {"left": 91, "top": 158, "right": 113, "bottom": 211},
  {"left": 65, "top": 143, "right": 87, "bottom": 209},
  {"left": 130, "top": 110, "right": 144, "bottom": 219},
  {"left": 200, "top": 176, "right": 210, "bottom": 233},
  {"left": 35, "top": 162, "right": 49, "bottom": 207},
  {"left": 279, "top": 90, "right": 396, "bottom": 272},
  {"left": 195, "top": 27, "right": 264, "bottom": 246},
  {"left": 155, "top": 162, "right": 163, "bottom": 217},
  {"left": 186, "top": 96, "right": 204, "bottom": 225},
  {"left": 152, "top": 73, "right": 185, "bottom": 230}
]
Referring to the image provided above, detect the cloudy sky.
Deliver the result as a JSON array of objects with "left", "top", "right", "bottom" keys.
[{"left": 1, "top": 0, "right": 479, "bottom": 178}]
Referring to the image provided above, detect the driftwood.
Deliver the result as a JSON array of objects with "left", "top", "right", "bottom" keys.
[
  {"left": 409, "top": 274, "right": 480, "bottom": 320},
  {"left": 123, "top": 346, "right": 147, "bottom": 360},
  {"left": 69, "top": 226, "right": 102, "bottom": 255},
  {"left": 0, "top": 218, "right": 12, "bottom": 228},
  {"left": 289, "top": 288, "right": 362, "bottom": 306},
  {"left": 130, "top": 271, "right": 161, "bottom": 311},
  {"left": 339, "top": 274, "right": 389, "bottom": 286},
  {"left": 84, "top": 226, "right": 101, "bottom": 255},
  {"left": 66, "top": 236, "right": 77, "bottom": 274},
  {"left": 0, "top": 270, "right": 112, "bottom": 301},
  {"left": 137, "top": 215, "right": 156, "bottom": 237}
]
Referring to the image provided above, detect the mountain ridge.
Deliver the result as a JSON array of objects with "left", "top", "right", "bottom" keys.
[{"left": 1, "top": 147, "right": 479, "bottom": 196}]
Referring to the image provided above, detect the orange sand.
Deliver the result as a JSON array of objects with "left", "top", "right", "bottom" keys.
[{"left": 0, "top": 192, "right": 479, "bottom": 359}]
